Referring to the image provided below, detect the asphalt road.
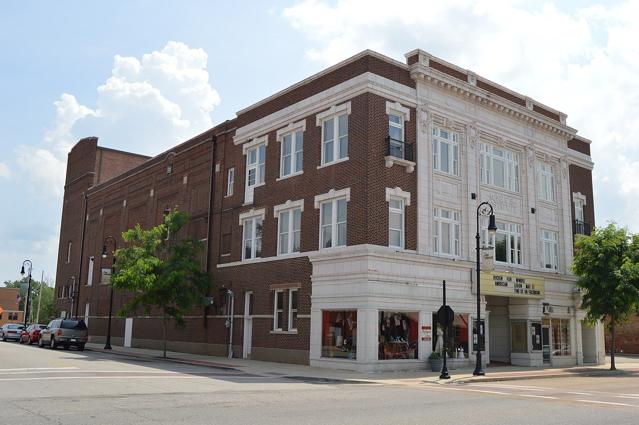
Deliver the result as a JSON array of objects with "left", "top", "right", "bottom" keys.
[{"left": 1, "top": 340, "right": 638, "bottom": 425}]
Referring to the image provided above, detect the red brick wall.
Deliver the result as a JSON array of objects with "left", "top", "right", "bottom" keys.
[{"left": 569, "top": 164, "right": 595, "bottom": 230}]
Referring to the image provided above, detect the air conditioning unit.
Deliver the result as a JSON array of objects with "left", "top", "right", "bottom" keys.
[{"left": 542, "top": 304, "right": 554, "bottom": 314}]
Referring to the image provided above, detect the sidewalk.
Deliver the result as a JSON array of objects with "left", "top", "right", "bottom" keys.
[{"left": 85, "top": 343, "right": 639, "bottom": 385}]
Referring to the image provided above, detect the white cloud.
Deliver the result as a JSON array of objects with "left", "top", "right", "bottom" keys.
[
  {"left": 283, "top": 0, "right": 639, "bottom": 231},
  {"left": 0, "top": 162, "right": 9, "bottom": 179},
  {"left": 16, "top": 41, "right": 221, "bottom": 199}
]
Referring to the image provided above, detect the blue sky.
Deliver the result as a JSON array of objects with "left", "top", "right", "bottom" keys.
[{"left": 1, "top": 0, "right": 637, "bottom": 284}]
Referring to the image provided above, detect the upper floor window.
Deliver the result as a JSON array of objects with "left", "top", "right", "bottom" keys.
[
  {"left": 317, "top": 103, "right": 351, "bottom": 166},
  {"left": 537, "top": 162, "right": 555, "bottom": 202},
  {"left": 243, "top": 136, "right": 268, "bottom": 204},
  {"left": 239, "top": 209, "right": 265, "bottom": 260},
  {"left": 315, "top": 188, "right": 350, "bottom": 250},
  {"left": 432, "top": 127, "right": 459, "bottom": 176},
  {"left": 540, "top": 230, "right": 558, "bottom": 270},
  {"left": 480, "top": 143, "right": 520, "bottom": 192},
  {"left": 277, "top": 120, "right": 306, "bottom": 179},
  {"left": 226, "top": 167, "right": 235, "bottom": 196},
  {"left": 66, "top": 241, "right": 72, "bottom": 263},
  {"left": 275, "top": 200, "right": 304, "bottom": 255},
  {"left": 485, "top": 221, "right": 522, "bottom": 266},
  {"left": 433, "top": 208, "right": 460, "bottom": 257}
]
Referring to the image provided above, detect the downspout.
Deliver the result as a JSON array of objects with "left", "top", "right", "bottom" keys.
[
  {"left": 227, "top": 289, "right": 235, "bottom": 358},
  {"left": 74, "top": 192, "right": 88, "bottom": 319}
]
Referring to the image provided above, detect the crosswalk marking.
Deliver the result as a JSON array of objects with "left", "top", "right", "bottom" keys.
[{"left": 576, "top": 400, "right": 638, "bottom": 408}]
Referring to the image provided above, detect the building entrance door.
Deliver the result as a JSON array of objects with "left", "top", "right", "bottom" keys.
[
  {"left": 242, "top": 292, "right": 253, "bottom": 359},
  {"left": 542, "top": 326, "right": 551, "bottom": 363}
]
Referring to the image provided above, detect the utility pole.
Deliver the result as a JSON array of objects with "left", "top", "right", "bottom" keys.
[{"left": 36, "top": 271, "right": 44, "bottom": 324}]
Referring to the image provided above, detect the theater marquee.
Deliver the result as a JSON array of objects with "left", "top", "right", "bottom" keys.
[{"left": 473, "top": 271, "right": 545, "bottom": 299}]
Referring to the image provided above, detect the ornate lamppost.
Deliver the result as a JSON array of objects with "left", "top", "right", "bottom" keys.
[
  {"left": 474, "top": 202, "right": 497, "bottom": 376},
  {"left": 20, "top": 260, "right": 33, "bottom": 326}
]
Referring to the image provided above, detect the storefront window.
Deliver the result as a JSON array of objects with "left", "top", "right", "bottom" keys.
[
  {"left": 511, "top": 321, "right": 528, "bottom": 353},
  {"left": 432, "top": 313, "right": 469, "bottom": 359},
  {"left": 378, "top": 312, "right": 418, "bottom": 360},
  {"left": 552, "top": 319, "right": 571, "bottom": 356},
  {"left": 321, "top": 311, "right": 357, "bottom": 360}
]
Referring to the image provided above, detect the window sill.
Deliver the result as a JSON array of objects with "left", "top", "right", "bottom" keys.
[
  {"left": 480, "top": 183, "right": 521, "bottom": 196},
  {"left": 319, "top": 244, "right": 347, "bottom": 251},
  {"left": 433, "top": 169, "right": 460, "bottom": 179},
  {"left": 384, "top": 156, "right": 415, "bottom": 173},
  {"left": 276, "top": 171, "right": 304, "bottom": 181},
  {"left": 270, "top": 330, "right": 298, "bottom": 335},
  {"left": 317, "top": 156, "right": 349, "bottom": 169}
]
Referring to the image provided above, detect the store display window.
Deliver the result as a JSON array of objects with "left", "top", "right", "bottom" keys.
[
  {"left": 378, "top": 312, "right": 418, "bottom": 360},
  {"left": 321, "top": 310, "right": 357, "bottom": 360},
  {"left": 511, "top": 320, "right": 528, "bottom": 353},
  {"left": 432, "top": 313, "right": 469, "bottom": 359}
]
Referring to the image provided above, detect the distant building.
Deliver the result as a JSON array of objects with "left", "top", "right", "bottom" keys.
[
  {"left": 0, "top": 287, "right": 24, "bottom": 326},
  {"left": 605, "top": 316, "right": 639, "bottom": 354},
  {"left": 55, "top": 48, "right": 603, "bottom": 371}
]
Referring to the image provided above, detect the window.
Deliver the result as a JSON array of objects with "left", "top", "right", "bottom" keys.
[
  {"left": 540, "top": 230, "right": 558, "bottom": 270},
  {"left": 433, "top": 208, "right": 460, "bottom": 257},
  {"left": 322, "top": 310, "right": 357, "bottom": 359},
  {"left": 246, "top": 144, "right": 265, "bottom": 188},
  {"left": 226, "top": 167, "right": 234, "bottom": 196},
  {"left": 273, "top": 291, "right": 284, "bottom": 331},
  {"left": 288, "top": 289, "right": 298, "bottom": 331},
  {"left": 538, "top": 162, "right": 555, "bottom": 202},
  {"left": 432, "top": 127, "right": 459, "bottom": 175},
  {"left": 320, "top": 198, "right": 347, "bottom": 249},
  {"left": 388, "top": 198, "right": 405, "bottom": 249},
  {"left": 574, "top": 198, "right": 585, "bottom": 222},
  {"left": 66, "top": 241, "right": 72, "bottom": 263},
  {"left": 87, "top": 257, "right": 94, "bottom": 286},
  {"left": 280, "top": 131, "right": 304, "bottom": 178},
  {"left": 320, "top": 114, "right": 348, "bottom": 165},
  {"left": 278, "top": 208, "right": 302, "bottom": 255},
  {"left": 552, "top": 319, "right": 571, "bottom": 356},
  {"left": 431, "top": 313, "right": 469, "bottom": 358},
  {"left": 379, "top": 311, "right": 418, "bottom": 360},
  {"left": 485, "top": 221, "right": 523, "bottom": 265},
  {"left": 511, "top": 321, "right": 528, "bottom": 353},
  {"left": 480, "top": 143, "right": 520, "bottom": 192},
  {"left": 242, "top": 216, "right": 263, "bottom": 260}
]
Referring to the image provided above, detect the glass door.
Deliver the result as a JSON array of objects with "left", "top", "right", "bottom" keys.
[{"left": 542, "top": 326, "right": 550, "bottom": 363}]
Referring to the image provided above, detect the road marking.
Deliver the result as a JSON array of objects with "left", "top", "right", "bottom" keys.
[
  {"left": 615, "top": 395, "right": 639, "bottom": 400},
  {"left": 0, "top": 374, "right": 268, "bottom": 382},
  {"left": 0, "top": 367, "right": 78, "bottom": 372},
  {"left": 518, "top": 394, "right": 558, "bottom": 400},
  {"left": 466, "top": 384, "right": 547, "bottom": 392},
  {"left": 576, "top": 400, "right": 638, "bottom": 408},
  {"left": 564, "top": 392, "right": 593, "bottom": 396}
]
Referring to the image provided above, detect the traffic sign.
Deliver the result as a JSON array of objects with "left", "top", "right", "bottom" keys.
[{"left": 436, "top": 305, "right": 454, "bottom": 328}]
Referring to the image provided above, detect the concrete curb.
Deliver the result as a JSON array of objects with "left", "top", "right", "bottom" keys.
[{"left": 424, "top": 368, "right": 639, "bottom": 384}]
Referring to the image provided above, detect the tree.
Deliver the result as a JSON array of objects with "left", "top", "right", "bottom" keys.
[
  {"left": 572, "top": 223, "right": 639, "bottom": 370},
  {"left": 3, "top": 279, "right": 56, "bottom": 323},
  {"left": 111, "top": 209, "right": 211, "bottom": 358}
]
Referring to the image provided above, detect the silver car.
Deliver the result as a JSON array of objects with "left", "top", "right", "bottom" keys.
[
  {"left": 0, "top": 324, "right": 26, "bottom": 341},
  {"left": 39, "top": 319, "right": 88, "bottom": 351}
]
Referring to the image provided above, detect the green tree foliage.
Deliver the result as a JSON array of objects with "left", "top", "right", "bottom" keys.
[
  {"left": 111, "top": 209, "right": 211, "bottom": 357},
  {"left": 3, "top": 279, "right": 56, "bottom": 323},
  {"left": 573, "top": 223, "right": 639, "bottom": 370}
]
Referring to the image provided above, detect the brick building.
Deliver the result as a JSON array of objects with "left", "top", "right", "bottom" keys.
[
  {"left": 0, "top": 287, "right": 24, "bottom": 326},
  {"left": 54, "top": 49, "right": 603, "bottom": 371}
]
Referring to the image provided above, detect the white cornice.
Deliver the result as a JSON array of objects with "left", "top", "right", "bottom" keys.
[
  {"left": 314, "top": 188, "right": 351, "bottom": 208},
  {"left": 411, "top": 63, "right": 577, "bottom": 140},
  {"left": 273, "top": 199, "right": 305, "bottom": 216},
  {"left": 238, "top": 207, "right": 266, "bottom": 226}
]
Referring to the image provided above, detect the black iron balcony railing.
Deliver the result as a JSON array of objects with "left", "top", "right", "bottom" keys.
[
  {"left": 386, "top": 136, "right": 414, "bottom": 162},
  {"left": 573, "top": 219, "right": 591, "bottom": 236}
]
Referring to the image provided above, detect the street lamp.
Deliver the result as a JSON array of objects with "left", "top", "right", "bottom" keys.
[
  {"left": 101, "top": 235, "right": 117, "bottom": 350},
  {"left": 20, "top": 260, "right": 33, "bottom": 327},
  {"left": 474, "top": 202, "right": 497, "bottom": 376}
]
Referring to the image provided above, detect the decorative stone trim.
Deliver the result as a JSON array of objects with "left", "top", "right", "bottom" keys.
[
  {"left": 384, "top": 156, "right": 415, "bottom": 173},
  {"left": 242, "top": 134, "right": 268, "bottom": 155},
  {"left": 273, "top": 199, "right": 305, "bottom": 216},
  {"left": 276, "top": 120, "right": 307, "bottom": 142},
  {"left": 238, "top": 207, "right": 266, "bottom": 226},
  {"left": 385, "top": 187, "right": 411, "bottom": 206},
  {"left": 385, "top": 101, "right": 411, "bottom": 120},
  {"left": 572, "top": 192, "right": 587, "bottom": 205},
  {"left": 314, "top": 188, "right": 351, "bottom": 208},
  {"left": 315, "top": 102, "right": 352, "bottom": 126}
]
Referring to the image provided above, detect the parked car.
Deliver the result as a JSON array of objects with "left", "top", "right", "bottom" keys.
[
  {"left": 20, "top": 324, "right": 47, "bottom": 344},
  {"left": 0, "top": 324, "right": 26, "bottom": 342},
  {"left": 39, "top": 319, "right": 88, "bottom": 350}
]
